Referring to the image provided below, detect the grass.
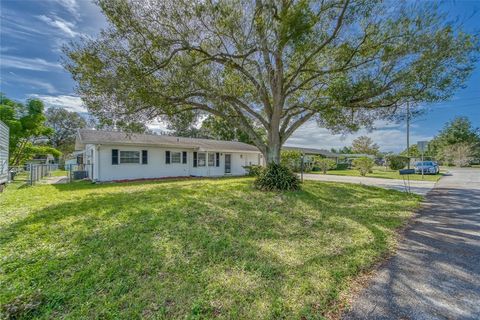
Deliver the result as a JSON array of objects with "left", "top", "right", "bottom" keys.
[
  {"left": 313, "top": 166, "right": 443, "bottom": 181},
  {"left": 0, "top": 178, "right": 421, "bottom": 319},
  {"left": 50, "top": 170, "right": 68, "bottom": 177}
]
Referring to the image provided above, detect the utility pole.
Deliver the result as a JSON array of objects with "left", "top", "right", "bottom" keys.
[{"left": 406, "top": 101, "right": 410, "bottom": 169}]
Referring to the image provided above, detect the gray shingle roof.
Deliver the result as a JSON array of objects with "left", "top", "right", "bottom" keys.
[
  {"left": 76, "top": 129, "right": 261, "bottom": 153},
  {"left": 283, "top": 146, "right": 339, "bottom": 157}
]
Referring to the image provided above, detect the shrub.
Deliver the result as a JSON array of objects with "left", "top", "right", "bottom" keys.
[
  {"left": 280, "top": 150, "right": 302, "bottom": 172},
  {"left": 352, "top": 157, "right": 375, "bottom": 176},
  {"left": 243, "top": 165, "right": 264, "bottom": 177},
  {"left": 335, "top": 162, "right": 349, "bottom": 170},
  {"left": 254, "top": 163, "right": 300, "bottom": 191},
  {"left": 315, "top": 158, "right": 337, "bottom": 174},
  {"left": 386, "top": 155, "right": 409, "bottom": 170}
]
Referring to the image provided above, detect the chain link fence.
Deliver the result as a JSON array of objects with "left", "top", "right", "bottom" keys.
[{"left": 8, "top": 164, "right": 59, "bottom": 185}]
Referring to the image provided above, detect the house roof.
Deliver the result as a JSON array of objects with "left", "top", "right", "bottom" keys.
[
  {"left": 75, "top": 129, "right": 261, "bottom": 153},
  {"left": 339, "top": 153, "right": 376, "bottom": 158},
  {"left": 283, "top": 146, "right": 339, "bottom": 158}
]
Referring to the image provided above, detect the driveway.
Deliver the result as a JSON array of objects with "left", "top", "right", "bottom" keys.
[
  {"left": 303, "top": 173, "right": 436, "bottom": 195},
  {"left": 343, "top": 168, "right": 480, "bottom": 320}
]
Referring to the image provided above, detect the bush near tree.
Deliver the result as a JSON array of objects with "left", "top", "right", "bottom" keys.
[
  {"left": 280, "top": 150, "right": 302, "bottom": 172},
  {"left": 315, "top": 158, "right": 337, "bottom": 174},
  {"left": 386, "top": 155, "right": 409, "bottom": 170},
  {"left": 280, "top": 150, "right": 317, "bottom": 173},
  {"left": 244, "top": 165, "right": 264, "bottom": 177},
  {"left": 254, "top": 163, "right": 300, "bottom": 192},
  {"left": 352, "top": 157, "right": 375, "bottom": 176}
]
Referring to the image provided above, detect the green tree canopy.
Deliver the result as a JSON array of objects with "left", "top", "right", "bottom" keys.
[
  {"left": 0, "top": 94, "right": 59, "bottom": 165},
  {"left": 351, "top": 135, "right": 379, "bottom": 155},
  {"left": 64, "top": 0, "right": 479, "bottom": 165},
  {"left": 431, "top": 117, "right": 480, "bottom": 148},
  {"left": 429, "top": 116, "right": 480, "bottom": 163},
  {"left": 45, "top": 108, "right": 87, "bottom": 156}
]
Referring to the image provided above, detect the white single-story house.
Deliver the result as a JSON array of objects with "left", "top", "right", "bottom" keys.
[{"left": 74, "top": 129, "right": 263, "bottom": 181}]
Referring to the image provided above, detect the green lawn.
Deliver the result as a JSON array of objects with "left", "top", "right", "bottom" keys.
[
  {"left": 1, "top": 178, "right": 421, "bottom": 319},
  {"left": 313, "top": 166, "right": 443, "bottom": 181}
]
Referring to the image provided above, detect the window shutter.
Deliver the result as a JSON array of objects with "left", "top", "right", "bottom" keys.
[
  {"left": 216, "top": 153, "right": 220, "bottom": 167},
  {"left": 165, "top": 151, "right": 170, "bottom": 164},
  {"left": 112, "top": 149, "right": 118, "bottom": 165},
  {"left": 142, "top": 150, "right": 148, "bottom": 164},
  {"left": 182, "top": 151, "right": 187, "bottom": 164},
  {"left": 193, "top": 152, "right": 197, "bottom": 167}
]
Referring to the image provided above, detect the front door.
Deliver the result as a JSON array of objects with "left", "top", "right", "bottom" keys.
[{"left": 225, "top": 154, "right": 231, "bottom": 174}]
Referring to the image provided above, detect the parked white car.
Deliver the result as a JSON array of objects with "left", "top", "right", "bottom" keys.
[{"left": 414, "top": 161, "right": 439, "bottom": 174}]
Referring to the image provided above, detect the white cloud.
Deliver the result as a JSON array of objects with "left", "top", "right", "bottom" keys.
[
  {"left": 286, "top": 121, "right": 433, "bottom": 153},
  {"left": 147, "top": 120, "right": 170, "bottom": 133},
  {"left": 2, "top": 74, "right": 59, "bottom": 94},
  {"left": 24, "top": 80, "right": 58, "bottom": 94},
  {"left": 37, "top": 15, "right": 79, "bottom": 37},
  {"left": 51, "top": 0, "right": 81, "bottom": 20},
  {"left": 29, "top": 94, "right": 86, "bottom": 113},
  {"left": 1, "top": 55, "right": 62, "bottom": 71}
]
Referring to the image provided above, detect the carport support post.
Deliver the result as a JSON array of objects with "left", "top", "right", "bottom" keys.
[{"left": 300, "top": 154, "right": 304, "bottom": 182}]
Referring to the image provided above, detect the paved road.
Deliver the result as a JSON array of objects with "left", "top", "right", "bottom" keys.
[
  {"left": 343, "top": 168, "right": 480, "bottom": 320},
  {"left": 303, "top": 173, "right": 436, "bottom": 195}
]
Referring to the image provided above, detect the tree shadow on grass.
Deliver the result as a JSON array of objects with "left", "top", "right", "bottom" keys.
[{"left": 1, "top": 181, "right": 420, "bottom": 319}]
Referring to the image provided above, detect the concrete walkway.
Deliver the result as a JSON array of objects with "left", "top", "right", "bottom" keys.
[
  {"left": 41, "top": 175, "right": 68, "bottom": 184},
  {"left": 343, "top": 168, "right": 480, "bottom": 319},
  {"left": 303, "top": 173, "right": 436, "bottom": 195}
]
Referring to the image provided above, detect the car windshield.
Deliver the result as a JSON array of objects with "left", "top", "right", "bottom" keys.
[{"left": 417, "top": 161, "right": 433, "bottom": 166}]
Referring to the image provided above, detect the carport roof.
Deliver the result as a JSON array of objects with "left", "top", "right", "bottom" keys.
[
  {"left": 75, "top": 129, "right": 261, "bottom": 153},
  {"left": 283, "top": 146, "right": 339, "bottom": 158}
]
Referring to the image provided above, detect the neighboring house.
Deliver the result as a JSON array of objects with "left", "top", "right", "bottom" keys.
[
  {"left": 0, "top": 120, "right": 9, "bottom": 189},
  {"left": 339, "top": 153, "right": 375, "bottom": 159},
  {"left": 283, "top": 146, "right": 340, "bottom": 161},
  {"left": 74, "top": 129, "right": 263, "bottom": 181}
]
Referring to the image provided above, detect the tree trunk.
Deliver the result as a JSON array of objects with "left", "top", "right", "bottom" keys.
[{"left": 265, "top": 128, "right": 281, "bottom": 164}]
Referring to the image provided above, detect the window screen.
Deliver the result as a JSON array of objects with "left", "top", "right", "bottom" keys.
[
  {"left": 208, "top": 153, "right": 215, "bottom": 166},
  {"left": 198, "top": 152, "right": 206, "bottom": 167},
  {"left": 171, "top": 152, "right": 181, "bottom": 163},
  {"left": 120, "top": 151, "right": 140, "bottom": 164}
]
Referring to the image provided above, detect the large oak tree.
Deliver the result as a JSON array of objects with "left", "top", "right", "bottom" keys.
[{"left": 64, "top": 0, "right": 478, "bottom": 164}]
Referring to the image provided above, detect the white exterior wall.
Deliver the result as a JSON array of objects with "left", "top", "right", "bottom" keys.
[
  {"left": 0, "top": 121, "right": 8, "bottom": 184},
  {"left": 89, "top": 144, "right": 262, "bottom": 181}
]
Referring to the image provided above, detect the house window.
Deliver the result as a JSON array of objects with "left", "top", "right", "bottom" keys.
[
  {"left": 120, "top": 151, "right": 140, "bottom": 164},
  {"left": 171, "top": 152, "right": 181, "bottom": 164},
  {"left": 197, "top": 152, "right": 206, "bottom": 167},
  {"left": 182, "top": 151, "right": 187, "bottom": 164},
  {"left": 208, "top": 153, "right": 215, "bottom": 166},
  {"left": 111, "top": 149, "right": 118, "bottom": 165},
  {"left": 142, "top": 150, "right": 148, "bottom": 164}
]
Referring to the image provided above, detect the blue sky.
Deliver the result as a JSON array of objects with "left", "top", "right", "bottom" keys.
[{"left": 1, "top": 0, "right": 479, "bottom": 152}]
